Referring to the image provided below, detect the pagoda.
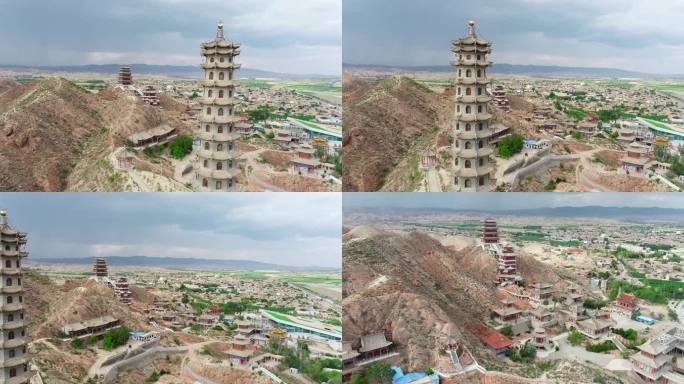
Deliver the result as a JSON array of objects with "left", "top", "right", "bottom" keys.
[
  {"left": 115, "top": 277, "right": 132, "bottom": 305},
  {"left": 118, "top": 66, "right": 133, "bottom": 85},
  {"left": 492, "top": 85, "right": 510, "bottom": 111},
  {"left": 142, "top": 85, "right": 160, "bottom": 106},
  {"left": 93, "top": 257, "right": 108, "bottom": 280},
  {"left": 482, "top": 218, "right": 499, "bottom": 244},
  {"left": 195, "top": 21, "right": 243, "bottom": 191},
  {"left": 497, "top": 246, "right": 518, "bottom": 284},
  {"left": 451, "top": 20, "right": 494, "bottom": 191},
  {"left": 0, "top": 211, "right": 32, "bottom": 383}
]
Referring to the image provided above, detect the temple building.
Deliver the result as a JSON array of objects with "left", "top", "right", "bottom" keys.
[
  {"left": 196, "top": 21, "right": 243, "bottom": 191},
  {"left": 115, "top": 277, "right": 133, "bottom": 305},
  {"left": 291, "top": 143, "right": 321, "bottom": 175},
  {"left": 497, "top": 245, "right": 518, "bottom": 284},
  {"left": 93, "top": 257, "right": 108, "bottom": 280},
  {"left": 118, "top": 66, "right": 133, "bottom": 85},
  {"left": 141, "top": 85, "right": 160, "bottom": 106},
  {"left": 482, "top": 218, "right": 499, "bottom": 244},
  {"left": 451, "top": 20, "right": 494, "bottom": 191},
  {"left": 0, "top": 210, "right": 32, "bottom": 383}
]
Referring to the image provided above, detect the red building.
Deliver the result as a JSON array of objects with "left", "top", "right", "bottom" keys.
[
  {"left": 482, "top": 218, "right": 499, "bottom": 244},
  {"left": 118, "top": 66, "right": 133, "bottom": 85}
]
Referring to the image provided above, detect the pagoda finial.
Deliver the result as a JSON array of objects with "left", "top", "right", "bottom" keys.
[
  {"left": 468, "top": 20, "right": 476, "bottom": 37},
  {"left": 216, "top": 20, "right": 224, "bottom": 39},
  {"left": 0, "top": 210, "right": 6, "bottom": 225}
]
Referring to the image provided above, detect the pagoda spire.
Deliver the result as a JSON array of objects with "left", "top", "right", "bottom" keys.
[
  {"left": 216, "top": 20, "right": 224, "bottom": 39},
  {"left": 467, "top": 20, "right": 476, "bottom": 37}
]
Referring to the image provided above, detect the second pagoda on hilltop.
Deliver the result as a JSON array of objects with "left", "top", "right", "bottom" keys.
[
  {"left": 451, "top": 21, "right": 494, "bottom": 191},
  {"left": 195, "top": 21, "right": 243, "bottom": 192}
]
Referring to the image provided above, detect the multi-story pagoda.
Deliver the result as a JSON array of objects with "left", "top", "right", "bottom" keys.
[
  {"left": 195, "top": 21, "right": 243, "bottom": 191},
  {"left": 497, "top": 246, "right": 518, "bottom": 284},
  {"left": 492, "top": 85, "right": 510, "bottom": 111},
  {"left": 482, "top": 218, "right": 499, "bottom": 244},
  {"left": 93, "top": 257, "right": 108, "bottom": 280},
  {"left": 451, "top": 21, "right": 494, "bottom": 191},
  {"left": 118, "top": 66, "right": 133, "bottom": 85},
  {"left": 115, "top": 277, "right": 132, "bottom": 305},
  {"left": 0, "top": 210, "right": 32, "bottom": 383},
  {"left": 142, "top": 85, "right": 160, "bottom": 106}
]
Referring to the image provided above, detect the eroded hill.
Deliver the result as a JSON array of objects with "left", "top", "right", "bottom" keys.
[
  {"left": 342, "top": 75, "right": 450, "bottom": 191},
  {"left": 0, "top": 78, "right": 193, "bottom": 191}
]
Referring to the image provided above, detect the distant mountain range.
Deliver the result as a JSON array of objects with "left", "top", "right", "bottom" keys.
[
  {"left": 0, "top": 64, "right": 339, "bottom": 80},
  {"left": 26, "top": 255, "right": 339, "bottom": 272},
  {"left": 343, "top": 63, "right": 684, "bottom": 80},
  {"left": 348, "top": 206, "right": 684, "bottom": 224}
]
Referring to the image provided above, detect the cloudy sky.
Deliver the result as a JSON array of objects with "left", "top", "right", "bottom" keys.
[
  {"left": 0, "top": 193, "right": 341, "bottom": 268},
  {"left": 344, "top": 193, "right": 684, "bottom": 211},
  {"left": 343, "top": 0, "right": 684, "bottom": 74},
  {"left": 0, "top": 0, "right": 341, "bottom": 75}
]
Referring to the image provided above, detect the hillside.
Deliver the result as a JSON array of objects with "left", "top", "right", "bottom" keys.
[
  {"left": 342, "top": 75, "right": 449, "bottom": 191},
  {"left": 0, "top": 77, "right": 193, "bottom": 191},
  {"left": 342, "top": 226, "right": 575, "bottom": 372}
]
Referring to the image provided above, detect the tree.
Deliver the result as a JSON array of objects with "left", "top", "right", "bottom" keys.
[
  {"left": 181, "top": 294, "right": 189, "bottom": 304},
  {"left": 568, "top": 329, "right": 584, "bottom": 346},
  {"left": 500, "top": 325, "right": 513, "bottom": 338},
  {"left": 102, "top": 326, "right": 131, "bottom": 350},
  {"left": 363, "top": 362, "right": 393, "bottom": 384},
  {"left": 498, "top": 134, "right": 524, "bottom": 159},
  {"left": 169, "top": 135, "right": 193, "bottom": 159}
]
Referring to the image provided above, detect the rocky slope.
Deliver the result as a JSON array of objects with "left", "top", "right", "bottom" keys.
[
  {"left": 342, "top": 226, "right": 569, "bottom": 371},
  {"left": 0, "top": 77, "right": 193, "bottom": 191},
  {"left": 342, "top": 75, "right": 450, "bottom": 191}
]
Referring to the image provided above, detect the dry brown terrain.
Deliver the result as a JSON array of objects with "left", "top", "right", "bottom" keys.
[
  {"left": 0, "top": 78, "right": 193, "bottom": 191},
  {"left": 342, "top": 74, "right": 449, "bottom": 191}
]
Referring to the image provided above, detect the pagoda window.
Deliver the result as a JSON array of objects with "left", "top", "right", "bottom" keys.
[
  {"left": 229, "top": 125, "right": 233, "bottom": 133},
  {"left": 206, "top": 107, "right": 212, "bottom": 115},
  {"left": 465, "top": 142, "right": 472, "bottom": 149},
  {"left": 465, "top": 160, "right": 472, "bottom": 168},
  {"left": 466, "top": 87, "right": 472, "bottom": 96},
  {"left": 6, "top": 278, "right": 12, "bottom": 286},
  {"left": 458, "top": 69, "right": 462, "bottom": 77},
  {"left": 5, "top": 260, "right": 10, "bottom": 268},
  {"left": 220, "top": 56, "right": 225, "bottom": 63},
  {"left": 457, "top": 87, "right": 461, "bottom": 95},
  {"left": 228, "top": 160, "right": 233, "bottom": 168},
  {"left": 478, "top": 123, "right": 483, "bottom": 131},
  {"left": 229, "top": 72, "right": 233, "bottom": 80},
  {"left": 465, "top": 179, "right": 472, "bottom": 188},
  {"left": 228, "top": 143, "right": 233, "bottom": 150},
  {"left": 205, "top": 125, "right": 210, "bottom": 132},
  {"left": 466, "top": 55, "right": 471, "bottom": 60},
  {"left": 210, "top": 57, "right": 215, "bottom": 63},
  {"left": 478, "top": 105, "right": 483, "bottom": 113},
  {"left": 465, "top": 123, "right": 471, "bottom": 131},
  {"left": 478, "top": 87, "right": 483, "bottom": 95},
  {"left": 218, "top": 108, "right": 224, "bottom": 116},
  {"left": 479, "top": 176, "right": 485, "bottom": 186},
  {"left": 478, "top": 140, "right": 484, "bottom": 148},
  {"left": 8, "top": 314, "right": 13, "bottom": 322},
  {"left": 457, "top": 105, "right": 461, "bottom": 113},
  {"left": 9, "top": 368, "right": 16, "bottom": 378},
  {"left": 228, "top": 180, "right": 233, "bottom": 188},
  {"left": 219, "top": 72, "right": 225, "bottom": 80},
  {"left": 209, "top": 72, "right": 214, "bottom": 80},
  {"left": 202, "top": 179, "right": 208, "bottom": 187},
  {"left": 203, "top": 160, "right": 208, "bottom": 168},
  {"left": 477, "top": 69, "right": 482, "bottom": 77},
  {"left": 454, "top": 158, "right": 459, "bottom": 166},
  {"left": 204, "top": 142, "right": 210, "bottom": 150},
  {"left": 477, "top": 55, "right": 481, "bottom": 60},
  {"left": 217, "top": 144, "right": 223, "bottom": 151},
  {"left": 8, "top": 349, "right": 15, "bottom": 358},
  {"left": 466, "top": 69, "right": 471, "bottom": 77},
  {"left": 8, "top": 331, "right": 14, "bottom": 340},
  {"left": 216, "top": 181, "right": 222, "bottom": 190},
  {"left": 208, "top": 90, "right": 213, "bottom": 97},
  {"left": 229, "top": 90, "right": 233, "bottom": 98},
  {"left": 18, "top": 296, "right": 21, "bottom": 303},
  {"left": 479, "top": 158, "right": 484, "bottom": 166},
  {"left": 229, "top": 56, "right": 233, "bottom": 63},
  {"left": 219, "top": 90, "right": 224, "bottom": 98},
  {"left": 4, "top": 245, "right": 8, "bottom": 250},
  {"left": 218, "top": 125, "right": 224, "bottom": 133},
  {"left": 465, "top": 106, "right": 471, "bottom": 113},
  {"left": 216, "top": 162, "right": 223, "bottom": 170}
]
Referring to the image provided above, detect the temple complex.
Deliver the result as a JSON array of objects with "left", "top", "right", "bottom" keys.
[
  {"left": 118, "top": 66, "right": 133, "bottom": 85},
  {"left": 93, "top": 257, "right": 108, "bottom": 280},
  {"left": 115, "top": 277, "right": 133, "bottom": 305},
  {"left": 0, "top": 210, "right": 32, "bottom": 383},
  {"left": 195, "top": 21, "right": 243, "bottom": 191},
  {"left": 451, "top": 20, "right": 494, "bottom": 191}
]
